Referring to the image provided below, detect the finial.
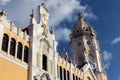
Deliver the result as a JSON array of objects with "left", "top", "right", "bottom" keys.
[
  {"left": 78, "top": 12, "right": 83, "bottom": 20},
  {"left": 50, "top": 26, "right": 54, "bottom": 34},
  {"left": 61, "top": 48, "right": 68, "bottom": 60},
  {"left": 10, "top": 21, "right": 14, "bottom": 27},
  {"left": 0, "top": 9, "right": 6, "bottom": 16},
  {"left": 30, "top": 9, "right": 35, "bottom": 18},
  {"left": 41, "top": 3, "right": 46, "bottom": 7}
]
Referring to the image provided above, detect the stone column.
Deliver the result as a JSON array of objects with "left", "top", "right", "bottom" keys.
[
  {"left": 0, "top": 32, "right": 3, "bottom": 51},
  {"left": 7, "top": 38, "right": 11, "bottom": 55},
  {"left": 48, "top": 57, "right": 50, "bottom": 73},
  {"left": 70, "top": 64, "right": 73, "bottom": 80},
  {"left": 40, "top": 53, "right": 42, "bottom": 70},
  {"left": 62, "top": 68, "right": 64, "bottom": 80},
  {"left": 15, "top": 42, "right": 18, "bottom": 58},
  {"left": 58, "top": 66, "right": 60, "bottom": 78},
  {"left": 22, "top": 46, "right": 24, "bottom": 62},
  {"left": 66, "top": 70, "right": 68, "bottom": 80}
]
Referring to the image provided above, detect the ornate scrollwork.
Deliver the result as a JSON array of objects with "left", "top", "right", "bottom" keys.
[{"left": 40, "top": 73, "right": 51, "bottom": 80}]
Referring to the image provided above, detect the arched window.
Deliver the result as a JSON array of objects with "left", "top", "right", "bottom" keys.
[
  {"left": 17, "top": 42, "right": 23, "bottom": 60},
  {"left": 10, "top": 38, "right": 16, "bottom": 56},
  {"left": 76, "top": 76, "right": 78, "bottom": 80},
  {"left": 2, "top": 34, "right": 9, "bottom": 52},
  {"left": 64, "top": 69, "right": 66, "bottom": 80},
  {"left": 67, "top": 71, "right": 70, "bottom": 80},
  {"left": 42, "top": 54, "right": 47, "bottom": 71},
  {"left": 73, "top": 74, "right": 75, "bottom": 80},
  {"left": 24, "top": 46, "right": 28, "bottom": 63},
  {"left": 60, "top": 66, "right": 62, "bottom": 80}
]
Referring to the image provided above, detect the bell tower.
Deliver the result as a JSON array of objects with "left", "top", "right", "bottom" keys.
[
  {"left": 70, "top": 13, "right": 107, "bottom": 80},
  {"left": 70, "top": 13, "right": 96, "bottom": 68}
]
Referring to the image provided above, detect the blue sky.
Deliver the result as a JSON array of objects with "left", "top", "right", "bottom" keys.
[{"left": 0, "top": 0, "right": 120, "bottom": 80}]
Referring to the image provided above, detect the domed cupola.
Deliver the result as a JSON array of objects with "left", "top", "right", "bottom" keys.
[
  {"left": 70, "top": 12, "right": 98, "bottom": 68},
  {"left": 70, "top": 13, "right": 95, "bottom": 39}
]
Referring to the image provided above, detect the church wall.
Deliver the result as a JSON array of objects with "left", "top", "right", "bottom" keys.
[
  {"left": 0, "top": 21, "right": 29, "bottom": 80},
  {"left": 0, "top": 3, "right": 108, "bottom": 80}
]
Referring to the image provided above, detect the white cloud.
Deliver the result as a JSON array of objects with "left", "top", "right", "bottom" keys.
[
  {"left": 0, "top": 0, "right": 11, "bottom": 5},
  {"left": 46, "top": 0, "right": 84, "bottom": 26},
  {"left": 0, "top": 0, "right": 96, "bottom": 41},
  {"left": 55, "top": 28, "right": 71, "bottom": 42},
  {"left": 103, "top": 51, "right": 112, "bottom": 69},
  {"left": 104, "top": 62, "right": 111, "bottom": 70},
  {"left": 111, "top": 36, "right": 120, "bottom": 44},
  {"left": 118, "top": 77, "right": 120, "bottom": 80},
  {"left": 0, "top": 0, "right": 96, "bottom": 26},
  {"left": 46, "top": 0, "right": 97, "bottom": 26}
]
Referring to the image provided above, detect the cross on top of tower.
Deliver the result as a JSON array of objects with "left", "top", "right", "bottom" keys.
[{"left": 78, "top": 12, "right": 83, "bottom": 20}]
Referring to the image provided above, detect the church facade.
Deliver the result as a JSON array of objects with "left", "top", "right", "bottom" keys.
[{"left": 0, "top": 3, "right": 107, "bottom": 80}]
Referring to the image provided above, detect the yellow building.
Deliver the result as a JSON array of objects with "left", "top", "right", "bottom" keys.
[{"left": 0, "top": 3, "right": 107, "bottom": 80}]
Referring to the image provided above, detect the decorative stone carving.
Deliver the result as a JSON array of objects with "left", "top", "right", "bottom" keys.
[
  {"left": 10, "top": 22, "right": 14, "bottom": 31},
  {"left": 42, "top": 24, "right": 48, "bottom": 37},
  {"left": 23, "top": 31, "right": 27, "bottom": 39},
  {"left": 17, "top": 27, "right": 21, "bottom": 35},
  {"left": 40, "top": 73, "right": 51, "bottom": 80}
]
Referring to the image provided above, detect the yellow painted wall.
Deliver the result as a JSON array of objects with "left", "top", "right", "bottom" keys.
[{"left": 0, "top": 57, "right": 28, "bottom": 80}]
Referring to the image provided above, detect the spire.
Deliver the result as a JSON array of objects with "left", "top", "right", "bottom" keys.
[
  {"left": 60, "top": 48, "right": 68, "bottom": 60},
  {"left": 10, "top": 21, "right": 15, "bottom": 31},
  {"left": 30, "top": 9, "right": 35, "bottom": 18},
  {"left": 30, "top": 9, "right": 37, "bottom": 24},
  {"left": 0, "top": 9, "right": 6, "bottom": 16}
]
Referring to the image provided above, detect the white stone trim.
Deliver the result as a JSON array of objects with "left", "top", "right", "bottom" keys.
[
  {"left": 7, "top": 38, "right": 11, "bottom": 55},
  {"left": 89, "top": 67, "right": 98, "bottom": 80}
]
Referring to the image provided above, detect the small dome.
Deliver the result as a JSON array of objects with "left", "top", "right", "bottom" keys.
[{"left": 70, "top": 13, "right": 96, "bottom": 38}]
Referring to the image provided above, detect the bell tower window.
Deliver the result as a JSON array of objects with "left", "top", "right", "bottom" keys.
[
  {"left": 86, "top": 28, "right": 89, "bottom": 31},
  {"left": 78, "top": 42, "right": 82, "bottom": 46},
  {"left": 87, "top": 41, "right": 91, "bottom": 45},
  {"left": 77, "top": 29, "right": 80, "bottom": 32}
]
